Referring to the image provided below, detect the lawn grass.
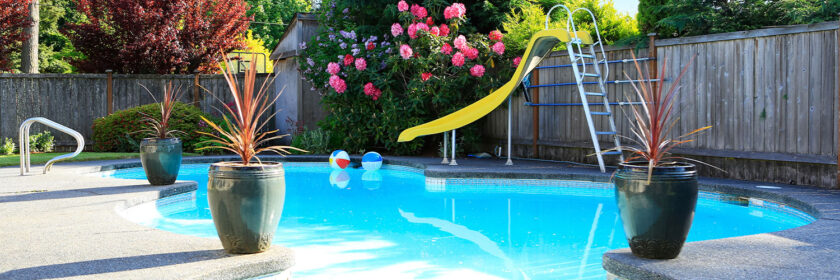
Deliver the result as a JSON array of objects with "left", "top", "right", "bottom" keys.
[{"left": 0, "top": 152, "right": 199, "bottom": 167}]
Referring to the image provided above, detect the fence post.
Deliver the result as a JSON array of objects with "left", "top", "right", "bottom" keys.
[
  {"left": 648, "top": 33, "right": 657, "bottom": 79},
  {"left": 532, "top": 69, "right": 540, "bottom": 158},
  {"left": 836, "top": 14, "right": 839, "bottom": 189},
  {"left": 193, "top": 71, "right": 201, "bottom": 108},
  {"left": 106, "top": 70, "right": 113, "bottom": 115}
]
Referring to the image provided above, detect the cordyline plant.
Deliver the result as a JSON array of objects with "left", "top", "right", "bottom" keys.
[
  {"left": 609, "top": 52, "right": 717, "bottom": 179},
  {"left": 197, "top": 54, "right": 304, "bottom": 165},
  {"left": 138, "top": 82, "right": 185, "bottom": 139}
]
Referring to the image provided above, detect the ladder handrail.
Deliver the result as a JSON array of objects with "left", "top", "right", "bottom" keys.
[
  {"left": 19, "top": 117, "right": 85, "bottom": 175},
  {"left": 545, "top": 4, "right": 587, "bottom": 73},
  {"left": 571, "top": 7, "right": 610, "bottom": 79}
]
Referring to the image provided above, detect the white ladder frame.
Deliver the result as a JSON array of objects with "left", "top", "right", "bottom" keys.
[
  {"left": 548, "top": 5, "right": 624, "bottom": 172},
  {"left": 20, "top": 117, "right": 85, "bottom": 175}
]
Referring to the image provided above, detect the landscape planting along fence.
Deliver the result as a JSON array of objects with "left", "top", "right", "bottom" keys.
[
  {"left": 0, "top": 73, "right": 271, "bottom": 148},
  {"left": 484, "top": 21, "right": 839, "bottom": 188}
]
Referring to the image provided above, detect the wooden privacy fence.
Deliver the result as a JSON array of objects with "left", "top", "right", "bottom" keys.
[
  {"left": 484, "top": 21, "right": 839, "bottom": 188},
  {"left": 0, "top": 73, "right": 270, "bottom": 148}
]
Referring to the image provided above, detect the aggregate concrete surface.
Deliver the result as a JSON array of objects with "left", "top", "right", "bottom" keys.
[{"left": 0, "top": 158, "right": 293, "bottom": 280}]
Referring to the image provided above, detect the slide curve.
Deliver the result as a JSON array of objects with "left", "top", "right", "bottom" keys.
[{"left": 397, "top": 29, "right": 591, "bottom": 142}]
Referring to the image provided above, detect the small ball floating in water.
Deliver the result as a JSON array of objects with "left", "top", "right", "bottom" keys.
[
  {"left": 329, "top": 150, "right": 350, "bottom": 169},
  {"left": 362, "top": 151, "right": 383, "bottom": 171}
]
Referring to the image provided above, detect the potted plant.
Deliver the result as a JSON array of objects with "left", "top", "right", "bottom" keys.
[
  {"left": 197, "top": 54, "right": 304, "bottom": 254},
  {"left": 138, "top": 82, "right": 184, "bottom": 185},
  {"left": 611, "top": 53, "right": 716, "bottom": 259}
]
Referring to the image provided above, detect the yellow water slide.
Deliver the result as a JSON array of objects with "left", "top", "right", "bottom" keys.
[{"left": 397, "top": 30, "right": 593, "bottom": 142}]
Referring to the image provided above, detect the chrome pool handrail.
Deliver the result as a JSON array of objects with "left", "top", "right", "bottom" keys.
[{"left": 19, "top": 117, "right": 85, "bottom": 175}]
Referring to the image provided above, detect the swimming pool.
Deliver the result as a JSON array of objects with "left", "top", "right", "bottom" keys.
[{"left": 108, "top": 163, "right": 814, "bottom": 279}]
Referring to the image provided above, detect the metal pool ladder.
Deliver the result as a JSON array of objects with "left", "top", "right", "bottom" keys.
[{"left": 20, "top": 117, "right": 85, "bottom": 175}]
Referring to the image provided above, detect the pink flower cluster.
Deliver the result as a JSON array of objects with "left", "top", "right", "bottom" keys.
[
  {"left": 397, "top": 0, "right": 408, "bottom": 11},
  {"left": 440, "top": 43, "right": 452, "bottom": 55},
  {"left": 364, "top": 82, "right": 382, "bottom": 100},
  {"left": 453, "top": 35, "right": 468, "bottom": 51},
  {"left": 343, "top": 54, "right": 355, "bottom": 66},
  {"left": 464, "top": 47, "right": 478, "bottom": 60},
  {"left": 489, "top": 30, "right": 503, "bottom": 41},
  {"left": 421, "top": 72, "right": 433, "bottom": 81},
  {"left": 407, "top": 22, "right": 429, "bottom": 39},
  {"left": 399, "top": 44, "right": 413, "bottom": 59},
  {"left": 355, "top": 58, "right": 367, "bottom": 71},
  {"left": 410, "top": 4, "right": 427, "bottom": 19},
  {"left": 326, "top": 62, "right": 340, "bottom": 75},
  {"left": 491, "top": 41, "right": 505, "bottom": 55},
  {"left": 391, "top": 23, "right": 403, "bottom": 37},
  {"left": 470, "top": 65, "right": 485, "bottom": 77},
  {"left": 451, "top": 52, "right": 465, "bottom": 67},
  {"left": 513, "top": 56, "right": 522, "bottom": 67},
  {"left": 443, "top": 3, "right": 466, "bottom": 20},
  {"left": 329, "top": 75, "right": 347, "bottom": 93}
]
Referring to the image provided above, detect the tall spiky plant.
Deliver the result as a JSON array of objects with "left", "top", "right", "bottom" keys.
[
  {"left": 197, "top": 54, "right": 304, "bottom": 165},
  {"left": 610, "top": 52, "right": 716, "bottom": 178},
  {"left": 138, "top": 82, "right": 185, "bottom": 139}
]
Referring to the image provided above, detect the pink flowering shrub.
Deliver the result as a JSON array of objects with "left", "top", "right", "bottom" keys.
[{"left": 299, "top": 0, "right": 514, "bottom": 154}]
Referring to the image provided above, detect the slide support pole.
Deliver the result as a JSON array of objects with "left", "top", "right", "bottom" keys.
[
  {"left": 450, "top": 129, "right": 458, "bottom": 166},
  {"left": 442, "top": 131, "right": 449, "bottom": 164},
  {"left": 506, "top": 95, "right": 513, "bottom": 166}
]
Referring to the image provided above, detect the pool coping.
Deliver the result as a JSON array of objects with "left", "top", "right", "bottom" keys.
[{"left": 3, "top": 155, "right": 838, "bottom": 279}]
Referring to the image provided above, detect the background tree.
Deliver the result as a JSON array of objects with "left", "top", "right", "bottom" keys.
[
  {"left": 638, "top": 0, "right": 840, "bottom": 38},
  {"left": 1, "top": 0, "right": 32, "bottom": 72},
  {"left": 246, "top": 0, "right": 311, "bottom": 50},
  {"left": 502, "top": 0, "right": 638, "bottom": 54},
  {"left": 63, "top": 0, "right": 251, "bottom": 74}
]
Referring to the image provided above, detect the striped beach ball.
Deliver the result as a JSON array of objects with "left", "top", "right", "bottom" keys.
[
  {"left": 362, "top": 151, "right": 383, "bottom": 171},
  {"left": 329, "top": 150, "right": 350, "bottom": 169}
]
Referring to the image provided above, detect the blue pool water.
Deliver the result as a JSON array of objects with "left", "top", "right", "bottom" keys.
[{"left": 108, "top": 163, "right": 813, "bottom": 279}]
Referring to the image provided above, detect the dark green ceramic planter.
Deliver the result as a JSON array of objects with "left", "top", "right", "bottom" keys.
[
  {"left": 139, "top": 138, "right": 182, "bottom": 185},
  {"left": 207, "top": 162, "right": 285, "bottom": 254},
  {"left": 614, "top": 162, "right": 698, "bottom": 259}
]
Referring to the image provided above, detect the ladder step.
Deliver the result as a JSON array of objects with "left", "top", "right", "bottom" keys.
[
  {"left": 595, "top": 131, "right": 616, "bottom": 135},
  {"left": 575, "top": 54, "right": 596, "bottom": 59},
  {"left": 601, "top": 151, "right": 622, "bottom": 156},
  {"left": 590, "top": 111, "right": 611, "bottom": 116},
  {"left": 581, "top": 73, "right": 600, "bottom": 77},
  {"left": 585, "top": 92, "right": 605, "bottom": 97}
]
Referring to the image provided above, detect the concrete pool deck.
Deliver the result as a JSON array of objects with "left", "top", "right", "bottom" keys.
[{"left": 0, "top": 155, "right": 838, "bottom": 279}]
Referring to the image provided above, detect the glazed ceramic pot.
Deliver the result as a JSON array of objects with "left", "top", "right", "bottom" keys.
[
  {"left": 614, "top": 162, "right": 698, "bottom": 259},
  {"left": 207, "top": 162, "right": 285, "bottom": 254},
  {"left": 139, "top": 138, "right": 182, "bottom": 185}
]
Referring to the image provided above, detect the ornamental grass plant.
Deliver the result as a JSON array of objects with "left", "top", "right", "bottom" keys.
[{"left": 197, "top": 54, "right": 304, "bottom": 164}]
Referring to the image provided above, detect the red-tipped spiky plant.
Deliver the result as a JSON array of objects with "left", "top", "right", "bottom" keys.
[
  {"left": 138, "top": 82, "right": 185, "bottom": 139},
  {"left": 611, "top": 52, "right": 715, "bottom": 177},
  {"left": 197, "top": 54, "right": 304, "bottom": 165}
]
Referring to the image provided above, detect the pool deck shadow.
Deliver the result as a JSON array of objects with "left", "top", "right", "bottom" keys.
[{"left": 1, "top": 155, "right": 838, "bottom": 279}]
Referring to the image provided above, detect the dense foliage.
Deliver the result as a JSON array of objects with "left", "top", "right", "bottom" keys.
[
  {"left": 1, "top": 138, "right": 15, "bottom": 155},
  {"left": 92, "top": 102, "right": 221, "bottom": 153},
  {"left": 639, "top": 0, "right": 840, "bottom": 38},
  {"left": 0, "top": 0, "right": 31, "bottom": 72},
  {"left": 28, "top": 131, "right": 55, "bottom": 153},
  {"left": 63, "top": 0, "right": 251, "bottom": 74},
  {"left": 502, "top": 0, "right": 637, "bottom": 54},
  {"left": 245, "top": 0, "right": 311, "bottom": 50},
  {"left": 300, "top": 0, "right": 517, "bottom": 154}
]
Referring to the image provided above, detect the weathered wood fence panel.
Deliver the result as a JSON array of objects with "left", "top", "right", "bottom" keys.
[
  {"left": 0, "top": 73, "right": 269, "bottom": 147},
  {"left": 485, "top": 21, "right": 839, "bottom": 187}
]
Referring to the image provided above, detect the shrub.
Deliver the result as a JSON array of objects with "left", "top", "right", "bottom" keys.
[
  {"left": 0, "top": 138, "right": 15, "bottom": 155},
  {"left": 291, "top": 128, "right": 333, "bottom": 155},
  {"left": 28, "top": 131, "right": 54, "bottom": 153},
  {"left": 300, "top": 1, "right": 515, "bottom": 155},
  {"left": 92, "top": 102, "right": 222, "bottom": 153}
]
